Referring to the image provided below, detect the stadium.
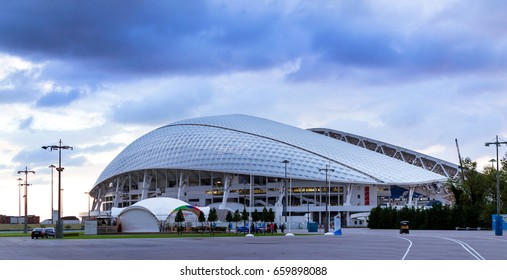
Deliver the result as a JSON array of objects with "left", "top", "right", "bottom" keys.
[{"left": 83, "top": 114, "right": 458, "bottom": 230}]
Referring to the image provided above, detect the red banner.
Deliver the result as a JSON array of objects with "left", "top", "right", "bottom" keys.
[{"left": 364, "top": 186, "right": 370, "bottom": 206}]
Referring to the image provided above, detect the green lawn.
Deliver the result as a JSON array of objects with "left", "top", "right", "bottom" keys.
[{"left": 0, "top": 231, "right": 295, "bottom": 239}]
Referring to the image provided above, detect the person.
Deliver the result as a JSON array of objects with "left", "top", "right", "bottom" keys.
[
  {"left": 274, "top": 223, "right": 278, "bottom": 233},
  {"left": 250, "top": 223, "right": 255, "bottom": 234},
  {"left": 280, "top": 223, "right": 285, "bottom": 233}
]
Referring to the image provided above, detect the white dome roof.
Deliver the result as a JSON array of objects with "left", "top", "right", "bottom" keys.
[
  {"left": 116, "top": 197, "right": 205, "bottom": 221},
  {"left": 94, "top": 114, "right": 446, "bottom": 187}
]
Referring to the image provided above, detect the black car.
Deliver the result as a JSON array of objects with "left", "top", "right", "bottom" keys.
[
  {"left": 31, "top": 228, "right": 46, "bottom": 239},
  {"left": 44, "top": 227, "right": 56, "bottom": 238}
]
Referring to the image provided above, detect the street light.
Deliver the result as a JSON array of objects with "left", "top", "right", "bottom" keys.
[
  {"left": 49, "top": 165, "right": 56, "bottom": 224},
  {"left": 17, "top": 167, "right": 35, "bottom": 234},
  {"left": 17, "top": 178, "right": 22, "bottom": 221},
  {"left": 319, "top": 164, "right": 334, "bottom": 234},
  {"left": 84, "top": 192, "right": 90, "bottom": 220},
  {"left": 282, "top": 160, "right": 290, "bottom": 224},
  {"left": 490, "top": 159, "right": 497, "bottom": 169},
  {"left": 485, "top": 135, "right": 507, "bottom": 236},
  {"left": 42, "top": 139, "right": 73, "bottom": 239}
]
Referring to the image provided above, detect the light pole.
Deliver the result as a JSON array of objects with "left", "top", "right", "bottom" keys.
[
  {"left": 490, "top": 159, "right": 496, "bottom": 169},
  {"left": 17, "top": 167, "right": 35, "bottom": 234},
  {"left": 485, "top": 135, "right": 507, "bottom": 236},
  {"left": 49, "top": 164, "right": 56, "bottom": 224},
  {"left": 84, "top": 192, "right": 90, "bottom": 220},
  {"left": 42, "top": 139, "right": 73, "bottom": 239},
  {"left": 249, "top": 173, "right": 253, "bottom": 235},
  {"left": 17, "top": 177, "right": 22, "bottom": 221},
  {"left": 282, "top": 160, "right": 290, "bottom": 224},
  {"left": 319, "top": 164, "right": 334, "bottom": 233}
]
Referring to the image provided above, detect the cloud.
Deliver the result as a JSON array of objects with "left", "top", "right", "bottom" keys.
[
  {"left": 79, "top": 142, "right": 125, "bottom": 154},
  {"left": 0, "top": 0, "right": 505, "bottom": 90},
  {"left": 285, "top": 1, "right": 507, "bottom": 82},
  {"left": 12, "top": 147, "right": 87, "bottom": 169},
  {"left": 18, "top": 116, "right": 34, "bottom": 130},
  {"left": 0, "top": 1, "right": 292, "bottom": 80},
  {"left": 111, "top": 85, "right": 214, "bottom": 125},
  {"left": 36, "top": 89, "right": 84, "bottom": 107},
  {"left": 0, "top": 67, "right": 42, "bottom": 104}
]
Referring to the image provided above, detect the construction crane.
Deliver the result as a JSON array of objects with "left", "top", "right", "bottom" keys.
[{"left": 455, "top": 138, "right": 466, "bottom": 182}]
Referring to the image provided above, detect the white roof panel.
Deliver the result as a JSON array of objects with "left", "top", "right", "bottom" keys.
[{"left": 94, "top": 114, "right": 447, "bottom": 186}]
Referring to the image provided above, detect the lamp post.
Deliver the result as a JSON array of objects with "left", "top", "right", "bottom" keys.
[
  {"left": 17, "top": 167, "right": 35, "bottom": 234},
  {"left": 49, "top": 165, "right": 56, "bottom": 224},
  {"left": 319, "top": 164, "right": 334, "bottom": 233},
  {"left": 17, "top": 178, "right": 22, "bottom": 221},
  {"left": 282, "top": 160, "right": 290, "bottom": 224},
  {"left": 485, "top": 135, "right": 507, "bottom": 236},
  {"left": 42, "top": 139, "right": 73, "bottom": 238},
  {"left": 249, "top": 173, "right": 253, "bottom": 235},
  {"left": 84, "top": 192, "right": 90, "bottom": 220}
]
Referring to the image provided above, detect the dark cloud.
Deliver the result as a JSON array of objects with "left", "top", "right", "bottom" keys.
[
  {"left": 285, "top": 1, "right": 507, "bottom": 82},
  {"left": 0, "top": 1, "right": 506, "bottom": 86},
  {"left": 0, "top": 1, "right": 291, "bottom": 80},
  {"left": 36, "top": 89, "right": 84, "bottom": 107}
]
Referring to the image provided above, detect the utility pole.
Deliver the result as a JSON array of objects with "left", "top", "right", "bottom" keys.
[
  {"left": 319, "top": 164, "right": 334, "bottom": 233},
  {"left": 49, "top": 165, "right": 56, "bottom": 224},
  {"left": 485, "top": 135, "right": 507, "bottom": 236},
  {"left": 17, "top": 178, "right": 22, "bottom": 221},
  {"left": 17, "top": 167, "right": 35, "bottom": 234},
  {"left": 282, "top": 160, "right": 290, "bottom": 223},
  {"left": 42, "top": 140, "right": 73, "bottom": 238},
  {"left": 84, "top": 192, "right": 91, "bottom": 220}
]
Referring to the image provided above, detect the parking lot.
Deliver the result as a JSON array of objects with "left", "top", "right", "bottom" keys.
[{"left": 1, "top": 228, "right": 506, "bottom": 260}]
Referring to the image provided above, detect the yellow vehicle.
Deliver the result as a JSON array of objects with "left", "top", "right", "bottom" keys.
[{"left": 399, "top": 221, "right": 410, "bottom": 234}]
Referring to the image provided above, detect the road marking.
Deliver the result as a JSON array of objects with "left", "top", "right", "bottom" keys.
[
  {"left": 436, "top": 237, "right": 486, "bottom": 260},
  {"left": 398, "top": 237, "right": 413, "bottom": 260}
]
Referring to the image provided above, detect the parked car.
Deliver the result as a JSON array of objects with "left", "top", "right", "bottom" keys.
[
  {"left": 31, "top": 228, "right": 46, "bottom": 239},
  {"left": 399, "top": 221, "right": 410, "bottom": 234},
  {"left": 255, "top": 226, "right": 267, "bottom": 233},
  {"left": 44, "top": 227, "right": 56, "bottom": 238},
  {"left": 236, "top": 226, "right": 249, "bottom": 233}
]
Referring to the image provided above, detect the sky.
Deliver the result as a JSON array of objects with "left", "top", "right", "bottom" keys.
[{"left": 1, "top": 0, "right": 507, "bottom": 221}]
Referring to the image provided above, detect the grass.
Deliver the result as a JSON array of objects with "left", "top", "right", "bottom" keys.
[{"left": 0, "top": 231, "right": 295, "bottom": 239}]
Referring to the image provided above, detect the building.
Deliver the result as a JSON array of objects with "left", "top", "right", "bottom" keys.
[
  {"left": 0, "top": 215, "right": 40, "bottom": 224},
  {"left": 83, "top": 114, "right": 452, "bottom": 228}
]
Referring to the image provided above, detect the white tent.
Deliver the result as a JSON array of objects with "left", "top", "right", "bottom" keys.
[{"left": 113, "top": 197, "right": 210, "bottom": 233}]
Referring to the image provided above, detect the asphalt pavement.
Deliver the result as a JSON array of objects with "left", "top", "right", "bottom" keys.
[{"left": 1, "top": 228, "right": 507, "bottom": 260}]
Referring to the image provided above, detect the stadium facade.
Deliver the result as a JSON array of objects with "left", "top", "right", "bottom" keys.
[{"left": 83, "top": 114, "right": 457, "bottom": 228}]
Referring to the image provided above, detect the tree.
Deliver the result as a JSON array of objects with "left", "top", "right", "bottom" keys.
[
  {"left": 225, "top": 211, "right": 233, "bottom": 234},
  {"left": 252, "top": 209, "right": 260, "bottom": 232},
  {"left": 268, "top": 208, "right": 275, "bottom": 223},
  {"left": 450, "top": 156, "right": 498, "bottom": 227},
  {"left": 198, "top": 211, "right": 206, "bottom": 234},
  {"left": 207, "top": 208, "right": 218, "bottom": 236},
  {"left": 175, "top": 209, "right": 185, "bottom": 235},
  {"left": 233, "top": 209, "right": 241, "bottom": 235},
  {"left": 241, "top": 208, "right": 249, "bottom": 227},
  {"left": 451, "top": 157, "right": 489, "bottom": 207},
  {"left": 261, "top": 207, "right": 268, "bottom": 234}
]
